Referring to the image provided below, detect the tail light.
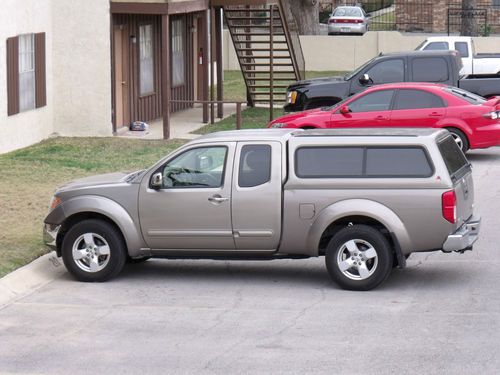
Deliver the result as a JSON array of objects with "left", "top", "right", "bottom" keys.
[
  {"left": 329, "top": 19, "right": 363, "bottom": 24},
  {"left": 442, "top": 190, "right": 457, "bottom": 224},
  {"left": 482, "top": 110, "right": 500, "bottom": 120}
]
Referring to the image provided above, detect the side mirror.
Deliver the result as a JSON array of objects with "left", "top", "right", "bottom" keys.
[
  {"left": 340, "top": 105, "right": 350, "bottom": 115},
  {"left": 151, "top": 172, "right": 163, "bottom": 189},
  {"left": 359, "top": 73, "right": 371, "bottom": 85}
]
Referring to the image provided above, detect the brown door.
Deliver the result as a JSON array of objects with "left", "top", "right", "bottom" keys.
[{"left": 114, "top": 25, "right": 130, "bottom": 129}]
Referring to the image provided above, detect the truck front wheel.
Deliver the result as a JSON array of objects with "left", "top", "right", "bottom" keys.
[
  {"left": 325, "top": 225, "right": 393, "bottom": 291},
  {"left": 61, "top": 219, "right": 127, "bottom": 282}
]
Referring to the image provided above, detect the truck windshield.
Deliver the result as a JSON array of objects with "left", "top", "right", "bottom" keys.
[
  {"left": 344, "top": 57, "right": 377, "bottom": 81},
  {"left": 445, "top": 87, "right": 486, "bottom": 105}
]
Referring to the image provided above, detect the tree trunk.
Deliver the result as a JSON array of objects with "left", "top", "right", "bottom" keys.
[
  {"left": 460, "top": 0, "right": 477, "bottom": 36},
  {"left": 287, "top": 0, "right": 319, "bottom": 35}
]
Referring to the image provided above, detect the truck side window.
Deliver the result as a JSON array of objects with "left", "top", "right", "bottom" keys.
[
  {"left": 238, "top": 145, "right": 271, "bottom": 188},
  {"left": 365, "top": 59, "right": 404, "bottom": 84},
  {"left": 423, "top": 41, "right": 449, "bottom": 51},
  {"left": 454, "top": 42, "right": 469, "bottom": 58},
  {"left": 394, "top": 89, "right": 445, "bottom": 110},
  {"left": 295, "top": 147, "right": 364, "bottom": 178},
  {"left": 366, "top": 148, "right": 433, "bottom": 177},
  {"left": 348, "top": 90, "right": 394, "bottom": 113},
  {"left": 162, "top": 146, "right": 227, "bottom": 188},
  {"left": 412, "top": 57, "right": 449, "bottom": 82}
]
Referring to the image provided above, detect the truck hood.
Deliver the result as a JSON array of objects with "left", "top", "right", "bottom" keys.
[
  {"left": 56, "top": 171, "right": 137, "bottom": 192},
  {"left": 288, "top": 76, "right": 346, "bottom": 90}
]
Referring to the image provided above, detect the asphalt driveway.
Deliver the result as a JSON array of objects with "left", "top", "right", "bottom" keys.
[{"left": 1, "top": 148, "right": 499, "bottom": 375}]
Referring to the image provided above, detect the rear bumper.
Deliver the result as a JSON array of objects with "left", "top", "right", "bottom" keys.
[
  {"left": 442, "top": 215, "right": 481, "bottom": 252},
  {"left": 328, "top": 23, "right": 367, "bottom": 34}
]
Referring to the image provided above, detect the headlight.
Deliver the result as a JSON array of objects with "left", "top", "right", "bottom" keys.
[
  {"left": 49, "top": 195, "right": 62, "bottom": 212},
  {"left": 287, "top": 91, "right": 298, "bottom": 104},
  {"left": 270, "top": 123, "right": 288, "bottom": 128}
]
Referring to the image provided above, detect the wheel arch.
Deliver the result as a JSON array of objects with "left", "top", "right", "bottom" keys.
[
  {"left": 52, "top": 195, "right": 147, "bottom": 257},
  {"left": 307, "top": 199, "right": 412, "bottom": 264}
]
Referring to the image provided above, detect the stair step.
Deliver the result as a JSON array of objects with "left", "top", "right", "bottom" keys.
[
  {"left": 232, "top": 32, "right": 285, "bottom": 37},
  {"left": 253, "top": 99, "right": 286, "bottom": 103},
  {"left": 250, "top": 91, "right": 287, "bottom": 95},
  {"left": 241, "top": 62, "right": 293, "bottom": 66},
  {"left": 244, "top": 77, "right": 296, "bottom": 81},
  {"left": 228, "top": 24, "right": 284, "bottom": 29},
  {"left": 225, "top": 16, "right": 282, "bottom": 21},
  {"left": 248, "top": 84, "right": 289, "bottom": 88},
  {"left": 236, "top": 40, "right": 288, "bottom": 44},
  {"left": 235, "top": 48, "right": 290, "bottom": 52},
  {"left": 238, "top": 55, "right": 292, "bottom": 59}
]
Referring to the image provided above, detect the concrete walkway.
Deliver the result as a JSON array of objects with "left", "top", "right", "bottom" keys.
[{"left": 117, "top": 103, "right": 244, "bottom": 140}]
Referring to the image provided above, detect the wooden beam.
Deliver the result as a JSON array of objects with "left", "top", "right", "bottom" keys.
[
  {"left": 202, "top": 9, "right": 209, "bottom": 123},
  {"left": 161, "top": 14, "right": 171, "bottom": 139},
  {"left": 169, "top": 0, "right": 209, "bottom": 15},
  {"left": 110, "top": 2, "right": 168, "bottom": 15},
  {"left": 215, "top": 7, "right": 224, "bottom": 118}
]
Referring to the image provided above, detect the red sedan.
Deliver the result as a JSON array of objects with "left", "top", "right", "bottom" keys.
[{"left": 269, "top": 83, "right": 500, "bottom": 152}]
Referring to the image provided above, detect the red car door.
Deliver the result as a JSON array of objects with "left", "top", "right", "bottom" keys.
[
  {"left": 390, "top": 89, "right": 447, "bottom": 128},
  {"left": 329, "top": 89, "right": 395, "bottom": 128}
]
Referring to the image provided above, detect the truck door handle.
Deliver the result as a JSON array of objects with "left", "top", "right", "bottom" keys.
[{"left": 208, "top": 195, "right": 228, "bottom": 204}]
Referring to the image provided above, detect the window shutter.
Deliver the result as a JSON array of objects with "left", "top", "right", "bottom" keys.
[
  {"left": 34, "top": 32, "right": 46, "bottom": 108},
  {"left": 6, "top": 36, "right": 19, "bottom": 116}
]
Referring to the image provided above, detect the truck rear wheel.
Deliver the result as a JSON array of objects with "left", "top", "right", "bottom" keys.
[
  {"left": 61, "top": 219, "right": 127, "bottom": 282},
  {"left": 325, "top": 225, "right": 393, "bottom": 290}
]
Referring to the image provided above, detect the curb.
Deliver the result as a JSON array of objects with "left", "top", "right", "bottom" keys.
[{"left": 0, "top": 252, "right": 65, "bottom": 308}]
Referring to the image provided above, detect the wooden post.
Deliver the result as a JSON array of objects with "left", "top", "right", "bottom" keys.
[
  {"left": 215, "top": 7, "right": 224, "bottom": 118},
  {"left": 236, "top": 102, "right": 242, "bottom": 130},
  {"left": 202, "top": 9, "right": 209, "bottom": 123},
  {"left": 269, "top": 5, "right": 274, "bottom": 122},
  {"left": 210, "top": 7, "right": 215, "bottom": 125},
  {"left": 161, "top": 14, "right": 171, "bottom": 139}
]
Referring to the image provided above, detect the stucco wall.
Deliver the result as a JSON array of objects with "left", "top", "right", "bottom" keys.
[
  {"left": 0, "top": 0, "right": 53, "bottom": 154},
  {"left": 223, "top": 30, "right": 500, "bottom": 72},
  {"left": 51, "top": 0, "right": 112, "bottom": 137}
]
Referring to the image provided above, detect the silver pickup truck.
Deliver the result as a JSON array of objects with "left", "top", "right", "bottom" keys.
[{"left": 44, "top": 128, "right": 480, "bottom": 290}]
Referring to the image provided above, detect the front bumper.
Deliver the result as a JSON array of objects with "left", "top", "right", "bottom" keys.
[
  {"left": 43, "top": 223, "right": 61, "bottom": 250},
  {"left": 442, "top": 215, "right": 481, "bottom": 252}
]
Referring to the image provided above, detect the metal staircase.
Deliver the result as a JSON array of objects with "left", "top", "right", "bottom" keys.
[{"left": 223, "top": 1, "right": 305, "bottom": 106}]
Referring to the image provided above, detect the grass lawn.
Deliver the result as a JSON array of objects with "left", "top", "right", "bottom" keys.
[
  {"left": 197, "top": 70, "right": 348, "bottom": 134},
  {"left": 0, "top": 137, "right": 184, "bottom": 278}
]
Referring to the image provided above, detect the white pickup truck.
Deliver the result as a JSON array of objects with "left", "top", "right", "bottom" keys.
[{"left": 416, "top": 36, "right": 500, "bottom": 76}]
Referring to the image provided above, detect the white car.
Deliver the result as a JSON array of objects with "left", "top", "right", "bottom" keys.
[
  {"left": 328, "top": 6, "right": 370, "bottom": 35},
  {"left": 416, "top": 36, "right": 500, "bottom": 76}
]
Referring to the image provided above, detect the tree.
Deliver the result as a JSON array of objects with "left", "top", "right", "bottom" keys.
[
  {"left": 460, "top": 0, "right": 477, "bottom": 36},
  {"left": 287, "top": 0, "right": 320, "bottom": 35}
]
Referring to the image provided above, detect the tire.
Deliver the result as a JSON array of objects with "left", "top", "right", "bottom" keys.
[
  {"left": 61, "top": 219, "right": 127, "bottom": 282},
  {"left": 325, "top": 225, "right": 393, "bottom": 291},
  {"left": 446, "top": 128, "right": 469, "bottom": 153}
]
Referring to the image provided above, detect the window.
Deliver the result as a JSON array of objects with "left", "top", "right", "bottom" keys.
[
  {"left": 333, "top": 7, "right": 362, "bottom": 17},
  {"left": 6, "top": 32, "right": 46, "bottom": 115},
  {"left": 446, "top": 87, "right": 486, "bottom": 105},
  {"left": 19, "top": 34, "right": 35, "bottom": 112},
  {"left": 423, "top": 41, "right": 449, "bottom": 51},
  {"left": 454, "top": 42, "right": 469, "bottom": 58},
  {"left": 296, "top": 147, "right": 364, "bottom": 178},
  {"left": 394, "top": 89, "right": 445, "bottom": 110},
  {"left": 139, "top": 24, "right": 154, "bottom": 95},
  {"left": 412, "top": 57, "right": 449, "bottom": 82},
  {"left": 365, "top": 59, "right": 404, "bottom": 84},
  {"left": 161, "top": 146, "right": 227, "bottom": 188},
  {"left": 494, "top": 0, "right": 500, "bottom": 9},
  {"left": 295, "top": 146, "right": 433, "bottom": 178},
  {"left": 238, "top": 145, "right": 272, "bottom": 187},
  {"left": 438, "top": 136, "right": 470, "bottom": 178},
  {"left": 366, "top": 148, "right": 433, "bottom": 177},
  {"left": 348, "top": 90, "right": 394, "bottom": 113},
  {"left": 171, "top": 18, "right": 185, "bottom": 87}
]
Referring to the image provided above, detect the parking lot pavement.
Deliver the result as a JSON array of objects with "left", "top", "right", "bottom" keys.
[{"left": 1, "top": 148, "right": 499, "bottom": 375}]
